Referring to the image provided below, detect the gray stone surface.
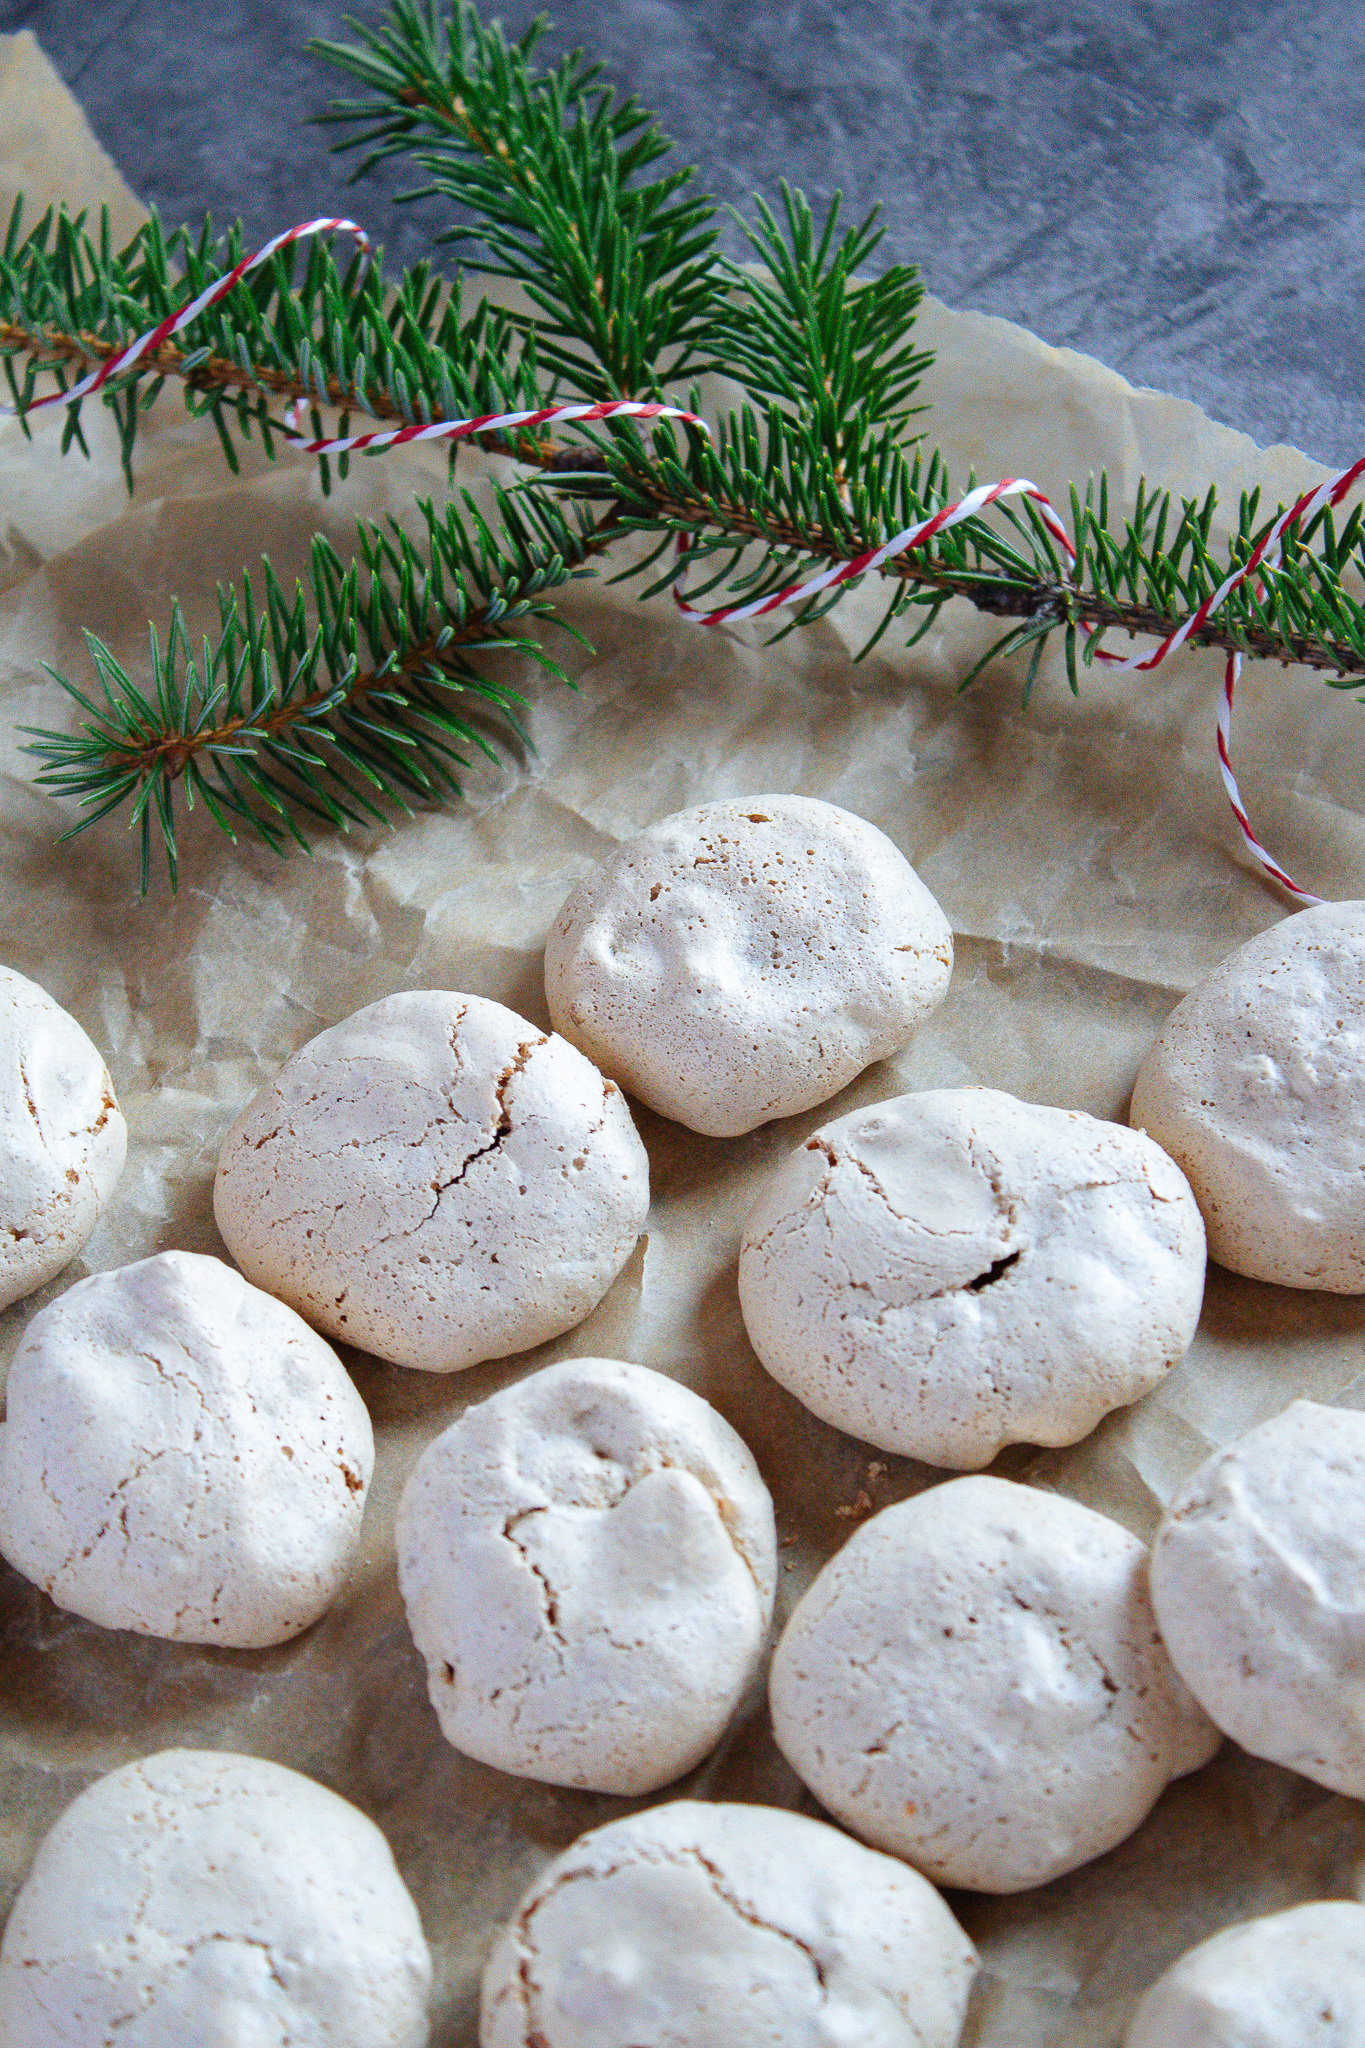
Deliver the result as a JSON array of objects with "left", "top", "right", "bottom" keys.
[{"left": 2, "top": 0, "right": 1362, "bottom": 464}]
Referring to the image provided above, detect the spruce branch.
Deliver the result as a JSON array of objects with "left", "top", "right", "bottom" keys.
[
  {"left": 571, "top": 412, "right": 1365, "bottom": 685},
  {"left": 0, "top": 195, "right": 566, "bottom": 490},
  {"left": 312, "top": 0, "right": 722, "bottom": 397},
  {"left": 709, "top": 185, "right": 932, "bottom": 458},
  {"left": 23, "top": 486, "right": 607, "bottom": 893}
]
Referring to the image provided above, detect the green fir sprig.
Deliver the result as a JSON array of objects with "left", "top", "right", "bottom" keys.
[
  {"left": 709, "top": 186, "right": 932, "bottom": 453},
  {"left": 313, "top": 0, "right": 722, "bottom": 396},
  {"left": 0, "top": 193, "right": 556, "bottom": 490},
  {"left": 592, "top": 429, "right": 1365, "bottom": 684},
  {"left": 23, "top": 486, "right": 599, "bottom": 891},
  {"left": 7, "top": 0, "right": 1365, "bottom": 891}
]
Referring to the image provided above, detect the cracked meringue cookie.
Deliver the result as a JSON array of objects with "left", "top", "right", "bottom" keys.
[
  {"left": 1125, "top": 1900, "right": 1365, "bottom": 2048},
  {"left": 1130, "top": 901, "right": 1365, "bottom": 1289},
  {"left": 480, "top": 1799, "right": 976, "bottom": 2048},
  {"left": 543, "top": 795, "right": 953, "bottom": 1138},
  {"left": 0, "top": 1747, "right": 431, "bottom": 2048},
  {"left": 0, "top": 1250, "right": 373, "bottom": 1647},
  {"left": 397, "top": 1357, "right": 776, "bottom": 1794},
  {"left": 1, "top": 965, "right": 126, "bottom": 1313},
  {"left": 739, "top": 1087, "right": 1206, "bottom": 1468},
  {"left": 1149, "top": 1400, "right": 1365, "bottom": 1798},
  {"left": 769, "top": 1476, "right": 1220, "bottom": 1893},
  {"left": 214, "top": 990, "right": 649, "bottom": 1372}
]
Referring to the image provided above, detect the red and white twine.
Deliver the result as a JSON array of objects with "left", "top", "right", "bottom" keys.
[
  {"left": 279, "top": 392, "right": 708, "bottom": 456},
  {"left": 671, "top": 475, "right": 1073, "bottom": 624},
  {"left": 11, "top": 213, "right": 1359, "bottom": 905},
  {"left": 672, "top": 459, "right": 1365, "bottom": 906},
  {"left": 1082, "top": 452, "right": 1365, "bottom": 906},
  {"left": 2, "top": 213, "right": 707, "bottom": 452},
  {"left": 4, "top": 217, "right": 373, "bottom": 418}
]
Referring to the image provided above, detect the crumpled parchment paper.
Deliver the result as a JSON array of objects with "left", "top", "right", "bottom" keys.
[{"left": 2, "top": 31, "right": 1364, "bottom": 2046}]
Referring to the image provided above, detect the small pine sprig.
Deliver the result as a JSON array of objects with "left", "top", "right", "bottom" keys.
[
  {"left": 710, "top": 185, "right": 932, "bottom": 455},
  {"left": 311, "top": 0, "right": 721, "bottom": 397},
  {"left": 576, "top": 395, "right": 1365, "bottom": 685},
  {"left": 0, "top": 195, "right": 556, "bottom": 491},
  {"left": 23, "top": 485, "right": 603, "bottom": 892}
]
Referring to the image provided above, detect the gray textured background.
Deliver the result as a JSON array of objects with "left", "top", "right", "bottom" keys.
[{"left": 2, "top": 0, "right": 1361, "bottom": 465}]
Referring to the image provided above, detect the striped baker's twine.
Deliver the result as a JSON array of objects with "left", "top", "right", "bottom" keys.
[
  {"left": 671, "top": 475, "right": 1074, "bottom": 625},
  {"left": 11, "top": 210, "right": 1358, "bottom": 903},
  {"left": 1078, "top": 453, "right": 1365, "bottom": 906},
  {"left": 1, "top": 217, "right": 373, "bottom": 418},
  {"left": 1214, "top": 653, "right": 1320, "bottom": 900},
  {"left": 673, "top": 458, "right": 1365, "bottom": 905},
  {"left": 281, "top": 392, "right": 707, "bottom": 455}
]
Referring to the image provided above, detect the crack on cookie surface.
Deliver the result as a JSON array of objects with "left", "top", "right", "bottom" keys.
[
  {"left": 507, "top": 1835, "right": 833, "bottom": 2045},
  {"left": 966, "top": 1249, "right": 1021, "bottom": 1292}
]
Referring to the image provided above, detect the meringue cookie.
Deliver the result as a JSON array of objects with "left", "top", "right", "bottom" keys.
[
  {"left": 0, "top": 1747, "right": 431, "bottom": 2048},
  {"left": 0, "top": 964, "right": 125, "bottom": 1312},
  {"left": 480, "top": 1799, "right": 977, "bottom": 2048},
  {"left": 1126, "top": 1900, "right": 1365, "bottom": 2048},
  {"left": 398, "top": 1357, "right": 776, "bottom": 1793},
  {"left": 740, "top": 1086, "right": 1206, "bottom": 1467},
  {"left": 214, "top": 990, "right": 649, "bottom": 1371},
  {"left": 0, "top": 1250, "right": 373, "bottom": 1647},
  {"left": 769, "top": 1475, "right": 1219, "bottom": 1892},
  {"left": 544, "top": 794, "right": 952, "bottom": 1137},
  {"left": 1149, "top": 1399, "right": 1365, "bottom": 1797},
  {"left": 1130, "top": 900, "right": 1365, "bottom": 1288}
]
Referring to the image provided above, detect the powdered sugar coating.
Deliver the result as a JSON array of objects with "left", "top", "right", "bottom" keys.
[
  {"left": 1130, "top": 901, "right": 1365, "bottom": 1289},
  {"left": 0, "top": 1747, "right": 431, "bottom": 2047},
  {"left": 1150, "top": 1399, "right": 1365, "bottom": 1798},
  {"left": 769, "top": 1476, "right": 1220, "bottom": 1893},
  {"left": 739, "top": 1087, "right": 1206, "bottom": 1468},
  {"left": 0, "top": 965, "right": 125, "bottom": 1312},
  {"left": 0, "top": 1250, "right": 373, "bottom": 1647},
  {"left": 398, "top": 1357, "right": 776, "bottom": 1794},
  {"left": 543, "top": 795, "right": 953, "bottom": 1138},
  {"left": 480, "top": 1799, "right": 976, "bottom": 2048},
  {"left": 1125, "top": 1900, "right": 1365, "bottom": 2047},
  {"left": 214, "top": 991, "right": 649, "bottom": 1372}
]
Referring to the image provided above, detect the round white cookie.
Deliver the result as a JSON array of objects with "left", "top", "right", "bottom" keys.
[
  {"left": 543, "top": 795, "right": 953, "bottom": 1138},
  {"left": 1130, "top": 900, "right": 1365, "bottom": 1289},
  {"left": 0, "top": 1251, "right": 374, "bottom": 1647},
  {"left": 480, "top": 1799, "right": 977, "bottom": 2048},
  {"left": 1, "top": 965, "right": 126, "bottom": 1312},
  {"left": 214, "top": 990, "right": 649, "bottom": 1372},
  {"left": 0, "top": 1747, "right": 431, "bottom": 2047},
  {"left": 769, "top": 1476, "right": 1220, "bottom": 1893},
  {"left": 739, "top": 1087, "right": 1206, "bottom": 1468},
  {"left": 1149, "top": 1399, "right": 1365, "bottom": 1797},
  {"left": 1126, "top": 1900, "right": 1365, "bottom": 2048},
  {"left": 398, "top": 1357, "right": 776, "bottom": 1793}
]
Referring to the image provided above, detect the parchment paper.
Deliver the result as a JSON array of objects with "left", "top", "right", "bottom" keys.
[{"left": 3, "top": 31, "right": 1365, "bottom": 2045}]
